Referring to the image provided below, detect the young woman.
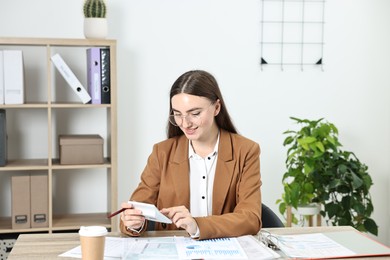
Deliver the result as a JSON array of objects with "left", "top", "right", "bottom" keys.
[{"left": 120, "top": 70, "right": 262, "bottom": 240}]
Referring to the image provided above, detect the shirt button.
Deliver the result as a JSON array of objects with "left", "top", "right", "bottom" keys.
[
  {"left": 208, "top": 157, "right": 211, "bottom": 160},
  {"left": 202, "top": 196, "right": 205, "bottom": 199},
  {"left": 202, "top": 176, "right": 206, "bottom": 179}
]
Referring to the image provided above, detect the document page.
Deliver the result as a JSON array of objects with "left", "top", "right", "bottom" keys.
[
  {"left": 123, "top": 236, "right": 179, "bottom": 259},
  {"left": 60, "top": 235, "right": 279, "bottom": 260},
  {"left": 275, "top": 233, "right": 356, "bottom": 258},
  {"left": 128, "top": 201, "right": 172, "bottom": 224},
  {"left": 237, "top": 235, "right": 280, "bottom": 260},
  {"left": 175, "top": 237, "right": 247, "bottom": 259},
  {"left": 59, "top": 237, "right": 125, "bottom": 259}
]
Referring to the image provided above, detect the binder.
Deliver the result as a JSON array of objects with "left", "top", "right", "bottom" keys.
[
  {"left": 51, "top": 53, "right": 92, "bottom": 104},
  {"left": 0, "top": 109, "right": 6, "bottom": 166},
  {"left": 100, "top": 48, "right": 111, "bottom": 104},
  {"left": 272, "top": 230, "right": 390, "bottom": 259},
  {"left": 0, "top": 51, "right": 4, "bottom": 104},
  {"left": 87, "top": 48, "right": 101, "bottom": 104},
  {"left": 11, "top": 175, "right": 31, "bottom": 229},
  {"left": 30, "top": 174, "right": 48, "bottom": 228},
  {"left": 3, "top": 50, "right": 24, "bottom": 105}
]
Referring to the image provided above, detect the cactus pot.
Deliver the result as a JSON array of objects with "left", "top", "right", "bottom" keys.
[{"left": 84, "top": 18, "right": 107, "bottom": 39}]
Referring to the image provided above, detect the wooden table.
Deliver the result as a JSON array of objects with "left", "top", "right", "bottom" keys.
[
  {"left": 7, "top": 230, "right": 186, "bottom": 259},
  {"left": 7, "top": 227, "right": 390, "bottom": 259}
]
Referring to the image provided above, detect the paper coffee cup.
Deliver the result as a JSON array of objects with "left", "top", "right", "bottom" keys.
[{"left": 79, "top": 226, "right": 108, "bottom": 260}]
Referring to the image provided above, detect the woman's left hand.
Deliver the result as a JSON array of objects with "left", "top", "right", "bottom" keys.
[{"left": 160, "top": 206, "right": 198, "bottom": 236}]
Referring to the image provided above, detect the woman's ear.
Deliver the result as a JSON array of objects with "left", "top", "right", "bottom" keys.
[{"left": 214, "top": 99, "right": 221, "bottom": 116}]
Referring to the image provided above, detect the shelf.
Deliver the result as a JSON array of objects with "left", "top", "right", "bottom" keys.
[
  {"left": 0, "top": 37, "right": 116, "bottom": 47},
  {"left": 0, "top": 37, "right": 118, "bottom": 235},
  {"left": 0, "top": 217, "right": 50, "bottom": 234},
  {"left": 51, "top": 158, "right": 111, "bottom": 170},
  {"left": 0, "top": 159, "right": 49, "bottom": 171},
  {"left": 0, "top": 213, "right": 111, "bottom": 234},
  {"left": 0, "top": 158, "right": 112, "bottom": 171},
  {"left": 0, "top": 103, "right": 111, "bottom": 109},
  {"left": 52, "top": 213, "right": 111, "bottom": 231}
]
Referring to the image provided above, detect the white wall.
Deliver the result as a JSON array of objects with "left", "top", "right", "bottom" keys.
[{"left": 1, "top": 0, "right": 389, "bottom": 245}]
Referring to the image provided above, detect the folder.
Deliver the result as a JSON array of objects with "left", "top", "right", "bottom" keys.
[
  {"left": 11, "top": 175, "right": 31, "bottom": 229},
  {"left": 0, "top": 51, "right": 4, "bottom": 104},
  {"left": 325, "top": 230, "right": 390, "bottom": 257},
  {"left": 273, "top": 230, "right": 390, "bottom": 259},
  {"left": 30, "top": 174, "right": 48, "bottom": 228},
  {"left": 87, "top": 48, "right": 101, "bottom": 104},
  {"left": 0, "top": 109, "right": 6, "bottom": 166},
  {"left": 3, "top": 50, "right": 24, "bottom": 105},
  {"left": 51, "top": 53, "right": 92, "bottom": 104},
  {"left": 100, "top": 48, "right": 111, "bottom": 104}
]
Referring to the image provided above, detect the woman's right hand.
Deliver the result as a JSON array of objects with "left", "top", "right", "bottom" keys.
[{"left": 120, "top": 202, "right": 145, "bottom": 230}]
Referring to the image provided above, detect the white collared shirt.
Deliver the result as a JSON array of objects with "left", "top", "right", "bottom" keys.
[{"left": 189, "top": 135, "right": 220, "bottom": 217}]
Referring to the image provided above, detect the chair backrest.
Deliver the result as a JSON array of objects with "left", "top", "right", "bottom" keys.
[{"left": 262, "top": 203, "right": 284, "bottom": 228}]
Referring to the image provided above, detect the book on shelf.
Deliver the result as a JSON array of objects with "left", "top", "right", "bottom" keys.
[
  {"left": 1, "top": 50, "right": 25, "bottom": 105},
  {"left": 51, "top": 53, "right": 92, "bottom": 104},
  {"left": 0, "top": 51, "right": 4, "bottom": 104},
  {"left": 87, "top": 47, "right": 101, "bottom": 104},
  {"left": 100, "top": 48, "right": 111, "bottom": 104}
]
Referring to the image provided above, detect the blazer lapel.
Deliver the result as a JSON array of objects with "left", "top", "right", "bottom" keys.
[
  {"left": 171, "top": 135, "right": 190, "bottom": 209},
  {"left": 212, "top": 130, "right": 235, "bottom": 215}
]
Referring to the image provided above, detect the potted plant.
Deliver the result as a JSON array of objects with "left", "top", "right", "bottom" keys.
[
  {"left": 276, "top": 117, "right": 378, "bottom": 235},
  {"left": 83, "top": 0, "right": 108, "bottom": 39}
]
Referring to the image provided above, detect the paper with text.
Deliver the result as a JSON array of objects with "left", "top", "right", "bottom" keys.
[
  {"left": 175, "top": 237, "right": 247, "bottom": 259},
  {"left": 276, "top": 233, "right": 356, "bottom": 258}
]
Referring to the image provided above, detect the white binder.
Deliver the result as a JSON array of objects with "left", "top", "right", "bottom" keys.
[
  {"left": 0, "top": 51, "right": 4, "bottom": 104},
  {"left": 51, "top": 53, "right": 91, "bottom": 104},
  {"left": 3, "top": 50, "right": 24, "bottom": 104}
]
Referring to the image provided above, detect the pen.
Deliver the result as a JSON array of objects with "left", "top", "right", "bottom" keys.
[{"left": 107, "top": 208, "right": 126, "bottom": 218}]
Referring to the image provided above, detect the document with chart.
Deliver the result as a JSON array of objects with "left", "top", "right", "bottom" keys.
[{"left": 175, "top": 237, "right": 247, "bottom": 259}]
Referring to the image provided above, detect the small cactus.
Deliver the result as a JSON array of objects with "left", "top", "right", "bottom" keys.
[{"left": 84, "top": 0, "right": 107, "bottom": 18}]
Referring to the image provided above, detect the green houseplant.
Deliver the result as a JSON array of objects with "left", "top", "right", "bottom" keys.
[
  {"left": 276, "top": 117, "right": 378, "bottom": 235},
  {"left": 83, "top": 0, "right": 108, "bottom": 39}
]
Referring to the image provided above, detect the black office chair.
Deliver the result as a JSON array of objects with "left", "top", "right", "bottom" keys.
[{"left": 261, "top": 203, "right": 284, "bottom": 228}]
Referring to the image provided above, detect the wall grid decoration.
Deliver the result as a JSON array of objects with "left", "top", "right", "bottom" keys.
[{"left": 260, "top": 0, "right": 326, "bottom": 71}]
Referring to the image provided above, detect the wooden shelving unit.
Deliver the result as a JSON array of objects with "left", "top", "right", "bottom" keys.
[{"left": 0, "top": 37, "right": 117, "bottom": 234}]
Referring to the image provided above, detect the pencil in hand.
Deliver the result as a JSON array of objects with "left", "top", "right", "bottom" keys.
[{"left": 107, "top": 208, "right": 126, "bottom": 218}]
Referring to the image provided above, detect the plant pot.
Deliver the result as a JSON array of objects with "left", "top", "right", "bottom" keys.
[
  {"left": 297, "top": 203, "right": 321, "bottom": 216},
  {"left": 84, "top": 18, "right": 108, "bottom": 39}
]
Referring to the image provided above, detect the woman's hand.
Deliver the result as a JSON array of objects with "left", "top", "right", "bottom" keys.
[
  {"left": 160, "top": 206, "right": 198, "bottom": 236},
  {"left": 120, "top": 202, "right": 145, "bottom": 230}
]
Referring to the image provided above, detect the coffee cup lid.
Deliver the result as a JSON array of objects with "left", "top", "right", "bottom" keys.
[{"left": 79, "top": 226, "right": 108, "bottom": 237}]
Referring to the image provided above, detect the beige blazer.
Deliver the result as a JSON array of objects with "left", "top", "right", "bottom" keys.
[{"left": 120, "top": 129, "right": 262, "bottom": 240}]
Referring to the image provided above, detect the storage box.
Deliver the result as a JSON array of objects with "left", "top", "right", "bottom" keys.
[
  {"left": 30, "top": 174, "right": 48, "bottom": 228},
  {"left": 59, "top": 134, "right": 104, "bottom": 164},
  {"left": 11, "top": 175, "right": 31, "bottom": 229}
]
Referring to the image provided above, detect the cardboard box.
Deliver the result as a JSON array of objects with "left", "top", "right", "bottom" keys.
[
  {"left": 59, "top": 134, "right": 104, "bottom": 164},
  {"left": 30, "top": 174, "right": 48, "bottom": 228},
  {"left": 11, "top": 175, "right": 31, "bottom": 229}
]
